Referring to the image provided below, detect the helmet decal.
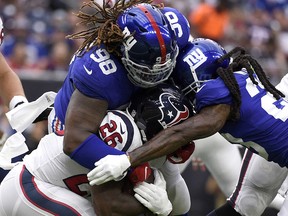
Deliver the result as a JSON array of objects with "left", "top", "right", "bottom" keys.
[
  {"left": 184, "top": 48, "right": 208, "bottom": 70},
  {"left": 99, "top": 111, "right": 136, "bottom": 151},
  {"left": 158, "top": 92, "right": 190, "bottom": 128},
  {"left": 122, "top": 27, "right": 137, "bottom": 51},
  {"left": 127, "top": 83, "right": 194, "bottom": 142},
  {"left": 137, "top": 4, "right": 167, "bottom": 63}
]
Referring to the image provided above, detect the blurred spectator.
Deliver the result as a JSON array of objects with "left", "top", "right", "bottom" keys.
[
  {"left": 7, "top": 41, "right": 30, "bottom": 70},
  {"left": 0, "top": 1, "right": 81, "bottom": 73},
  {"left": 46, "top": 41, "right": 72, "bottom": 72},
  {"left": 189, "top": 0, "right": 231, "bottom": 43}
]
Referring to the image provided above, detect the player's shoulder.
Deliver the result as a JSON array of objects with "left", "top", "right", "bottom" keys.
[
  {"left": 198, "top": 78, "right": 228, "bottom": 96},
  {"left": 195, "top": 78, "right": 232, "bottom": 111},
  {"left": 71, "top": 46, "right": 124, "bottom": 79},
  {"left": 70, "top": 46, "right": 132, "bottom": 94},
  {"left": 161, "top": 7, "right": 190, "bottom": 50}
]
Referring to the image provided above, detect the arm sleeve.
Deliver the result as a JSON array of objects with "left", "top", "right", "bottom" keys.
[{"left": 71, "top": 134, "right": 125, "bottom": 169}]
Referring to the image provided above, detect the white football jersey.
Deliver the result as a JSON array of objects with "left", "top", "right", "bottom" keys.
[
  {"left": 2, "top": 109, "right": 190, "bottom": 215},
  {"left": 23, "top": 133, "right": 91, "bottom": 195},
  {"left": 23, "top": 110, "right": 142, "bottom": 196}
]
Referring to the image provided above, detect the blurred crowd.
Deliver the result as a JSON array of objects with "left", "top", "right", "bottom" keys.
[
  {"left": 0, "top": 0, "right": 288, "bottom": 84},
  {"left": 0, "top": 0, "right": 83, "bottom": 74}
]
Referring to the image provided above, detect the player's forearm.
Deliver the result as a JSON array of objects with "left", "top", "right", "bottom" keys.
[
  {"left": 128, "top": 123, "right": 193, "bottom": 167},
  {"left": 128, "top": 104, "right": 230, "bottom": 167},
  {"left": 0, "top": 54, "right": 26, "bottom": 107}
]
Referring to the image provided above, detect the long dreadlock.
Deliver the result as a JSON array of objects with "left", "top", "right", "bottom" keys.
[
  {"left": 67, "top": 0, "right": 161, "bottom": 56},
  {"left": 216, "top": 47, "right": 285, "bottom": 121}
]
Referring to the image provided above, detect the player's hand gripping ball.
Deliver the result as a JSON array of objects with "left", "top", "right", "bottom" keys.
[{"left": 123, "top": 162, "right": 154, "bottom": 194}]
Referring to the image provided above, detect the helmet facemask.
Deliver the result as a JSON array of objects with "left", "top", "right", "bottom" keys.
[
  {"left": 122, "top": 44, "right": 179, "bottom": 88},
  {"left": 117, "top": 3, "right": 179, "bottom": 88}
]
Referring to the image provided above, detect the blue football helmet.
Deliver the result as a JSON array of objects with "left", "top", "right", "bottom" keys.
[
  {"left": 127, "top": 83, "right": 194, "bottom": 142},
  {"left": 117, "top": 3, "right": 179, "bottom": 88},
  {"left": 172, "top": 38, "right": 230, "bottom": 97}
]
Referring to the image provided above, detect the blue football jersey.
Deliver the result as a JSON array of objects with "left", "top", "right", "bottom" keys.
[
  {"left": 195, "top": 70, "right": 288, "bottom": 167},
  {"left": 54, "top": 46, "right": 139, "bottom": 123},
  {"left": 54, "top": 7, "right": 190, "bottom": 124}
]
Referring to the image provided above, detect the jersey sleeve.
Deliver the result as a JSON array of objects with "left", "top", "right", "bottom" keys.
[
  {"left": 69, "top": 48, "right": 137, "bottom": 109},
  {"left": 161, "top": 7, "right": 191, "bottom": 50},
  {"left": 195, "top": 78, "right": 233, "bottom": 112}
]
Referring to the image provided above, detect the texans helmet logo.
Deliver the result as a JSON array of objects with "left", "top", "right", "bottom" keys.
[{"left": 158, "top": 92, "right": 190, "bottom": 128}]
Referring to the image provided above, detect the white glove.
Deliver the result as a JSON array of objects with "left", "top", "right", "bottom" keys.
[
  {"left": 87, "top": 154, "right": 131, "bottom": 186},
  {"left": 133, "top": 170, "right": 172, "bottom": 216}
]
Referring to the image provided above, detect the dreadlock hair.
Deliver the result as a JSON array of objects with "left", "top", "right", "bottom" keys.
[
  {"left": 67, "top": 0, "right": 161, "bottom": 56},
  {"left": 216, "top": 47, "right": 285, "bottom": 121}
]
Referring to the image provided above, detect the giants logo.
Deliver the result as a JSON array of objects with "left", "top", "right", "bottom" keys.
[
  {"left": 183, "top": 48, "right": 207, "bottom": 70},
  {"left": 122, "top": 27, "right": 137, "bottom": 51},
  {"left": 158, "top": 92, "right": 190, "bottom": 128}
]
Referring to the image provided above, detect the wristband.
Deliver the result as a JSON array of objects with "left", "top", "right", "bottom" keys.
[
  {"left": 70, "top": 134, "right": 125, "bottom": 169},
  {"left": 9, "top": 95, "right": 28, "bottom": 110}
]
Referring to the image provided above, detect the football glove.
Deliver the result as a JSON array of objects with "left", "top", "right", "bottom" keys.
[
  {"left": 133, "top": 169, "right": 172, "bottom": 216},
  {"left": 87, "top": 154, "right": 131, "bottom": 186}
]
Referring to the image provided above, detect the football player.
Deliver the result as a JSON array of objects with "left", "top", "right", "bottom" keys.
[
  {"left": 207, "top": 73, "right": 288, "bottom": 215},
  {"left": 45, "top": 0, "right": 243, "bottom": 203},
  {"left": 0, "top": 18, "right": 27, "bottom": 117},
  {"left": 3, "top": 0, "right": 242, "bottom": 208},
  {"left": 88, "top": 38, "right": 288, "bottom": 215},
  {"left": 0, "top": 83, "right": 192, "bottom": 216},
  {"left": 47, "top": 0, "right": 191, "bottom": 185},
  {"left": 0, "top": 16, "right": 28, "bottom": 181}
]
